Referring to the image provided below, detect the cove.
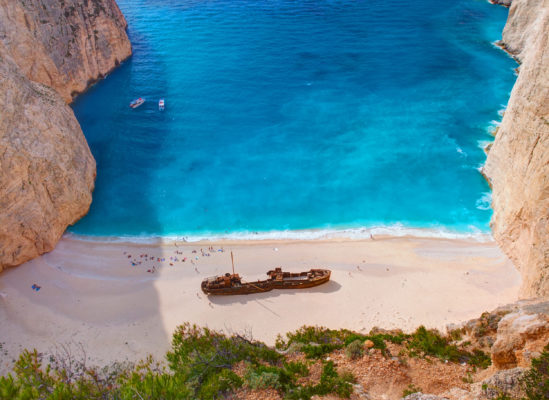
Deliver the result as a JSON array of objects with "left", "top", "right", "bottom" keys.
[{"left": 70, "top": 0, "right": 516, "bottom": 239}]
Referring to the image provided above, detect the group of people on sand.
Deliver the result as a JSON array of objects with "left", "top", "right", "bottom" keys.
[{"left": 121, "top": 246, "right": 225, "bottom": 274}]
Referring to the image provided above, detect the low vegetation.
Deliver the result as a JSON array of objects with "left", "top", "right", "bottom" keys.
[
  {"left": 275, "top": 326, "right": 406, "bottom": 359},
  {"left": 405, "top": 326, "right": 491, "bottom": 368},
  {"left": 3, "top": 324, "right": 546, "bottom": 400},
  {"left": 521, "top": 344, "right": 549, "bottom": 400},
  {"left": 402, "top": 383, "right": 423, "bottom": 397},
  {"left": 483, "top": 344, "right": 549, "bottom": 400},
  {"left": 276, "top": 325, "right": 490, "bottom": 367},
  {"left": 0, "top": 324, "right": 354, "bottom": 400}
]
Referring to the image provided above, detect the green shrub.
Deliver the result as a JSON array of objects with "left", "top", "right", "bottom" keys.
[
  {"left": 167, "top": 323, "right": 281, "bottom": 397},
  {"left": 521, "top": 344, "right": 549, "bottom": 400},
  {"left": 301, "top": 343, "right": 339, "bottom": 358},
  {"left": 285, "top": 361, "right": 355, "bottom": 400},
  {"left": 0, "top": 324, "right": 357, "bottom": 400},
  {"left": 467, "top": 349, "right": 491, "bottom": 369},
  {"left": 317, "top": 361, "right": 355, "bottom": 397},
  {"left": 278, "top": 326, "right": 405, "bottom": 359},
  {"left": 345, "top": 340, "right": 364, "bottom": 360},
  {"left": 284, "top": 361, "right": 309, "bottom": 377},
  {"left": 449, "top": 328, "right": 463, "bottom": 341},
  {"left": 286, "top": 341, "right": 305, "bottom": 354},
  {"left": 402, "top": 383, "right": 423, "bottom": 397},
  {"left": 364, "top": 334, "right": 387, "bottom": 350},
  {"left": 405, "top": 326, "right": 491, "bottom": 368},
  {"left": 197, "top": 369, "right": 242, "bottom": 399},
  {"left": 117, "top": 363, "right": 192, "bottom": 399},
  {"left": 0, "top": 349, "right": 113, "bottom": 400},
  {"left": 342, "top": 333, "right": 368, "bottom": 347},
  {"left": 493, "top": 393, "right": 513, "bottom": 400},
  {"left": 245, "top": 370, "right": 281, "bottom": 390},
  {"left": 407, "top": 326, "right": 463, "bottom": 361}
]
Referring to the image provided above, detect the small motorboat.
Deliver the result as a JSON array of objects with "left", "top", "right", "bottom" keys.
[
  {"left": 159, "top": 99, "right": 165, "bottom": 111},
  {"left": 129, "top": 97, "right": 145, "bottom": 108},
  {"left": 201, "top": 267, "right": 331, "bottom": 295}
]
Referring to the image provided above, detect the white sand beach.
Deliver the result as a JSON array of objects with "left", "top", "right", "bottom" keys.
[{"left": 0, "top": 235, "right": 520, "bottom": 374}]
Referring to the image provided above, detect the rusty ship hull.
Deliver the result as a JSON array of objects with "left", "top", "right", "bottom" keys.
[{"left": 201, "top": 268, "right": 331, "bottom": 295}]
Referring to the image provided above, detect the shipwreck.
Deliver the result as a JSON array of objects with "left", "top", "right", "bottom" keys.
[{"left": 201, "top": 253, "right": 331, "bottom": 295}]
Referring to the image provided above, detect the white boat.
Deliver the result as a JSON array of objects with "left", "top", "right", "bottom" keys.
[
  {"left": 159, "top": 99, "right": 165, "bottom": 111},
  {"left": 130, "top": 97, "right": 145, "bottom": 108}
]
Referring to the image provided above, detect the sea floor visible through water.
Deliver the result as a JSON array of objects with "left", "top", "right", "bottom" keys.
[{"left": 70, "top": 0, "right": 516, "bottom": 239}]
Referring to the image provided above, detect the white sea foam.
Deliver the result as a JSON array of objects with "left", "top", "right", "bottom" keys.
[
  {"left": 64, "top": 224, "right": 493, "bottom": 245},
  {"left": 478, "top": 140, "right": 492, "bottom": 150},
  {"left": 476, "top": 192, "right": 492, "bottom": 211},
  {"left": 487, "top": 119, "right": 502, "bottom": 134},
  {"left": 484, "top": 105, "right": 507, "bottom": 135},
  {"left": 456, "top": 146, "right": 467, "bottom": 157}
]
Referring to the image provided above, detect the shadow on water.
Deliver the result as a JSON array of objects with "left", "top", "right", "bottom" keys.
[
  {"left": 208, "top": 280, "right": 342, "bottom": 306},
  {"left": 66, "top": 5, "right": 175, "bottom": 361}
]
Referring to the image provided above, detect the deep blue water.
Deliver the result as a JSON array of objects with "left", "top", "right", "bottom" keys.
[{"left": 70, "top": 0, "right": 516, "bottom": 238}]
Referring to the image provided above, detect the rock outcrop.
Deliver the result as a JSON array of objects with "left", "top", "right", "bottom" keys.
[
  {"left": 0, "top": 0, "right": 131, "bottom": 103},
  {"left": 490, "top": 0, "right": 513, "bottom": 7},
  {"left": 456, "top": 299, "right": 549, "bottom": 370},
  {"left": 0, "top": 54, "right": 96, "bottom": 269},
  {"left": 0, "top": 0, "right": 131, "bottom": 269},
  {"left": 491, "top": 307, "right": 549, "bottom": 369},
  {"left": 483, "top": 0, "right": 549, "bottom": 297},
  {"left": 481, "top": 368, "right": 528, "bottom": 399}
]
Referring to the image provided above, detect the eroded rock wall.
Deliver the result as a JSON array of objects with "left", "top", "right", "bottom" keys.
[
  {"left": 0, "top": 0, "right": 131, "bottom": 269},
  {"left": 0, "top": 54, "right": 96, "bottom": 269},
  {"left": 483, "top": 0, "right": 549, "bottom": 297},
  {"left": 0, "top": 0, "right": 131, "bottom": 102}
]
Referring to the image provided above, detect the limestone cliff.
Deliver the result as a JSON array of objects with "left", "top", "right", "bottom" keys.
[
  {"left": 0, "top": 0, "right": 131, "bottom": 269},
  {"left": 0, "top": 0, "right": 132, "bottom": 103},
  {"left": 0, "top": 54, "right": 96, "bottom": 269},
  {"left": 483, "top": 0, "right": 549, "bottom": 297}
]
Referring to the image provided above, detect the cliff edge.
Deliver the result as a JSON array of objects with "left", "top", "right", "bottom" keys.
[
  {"left": 483, "top": 0, "right": 549, "bottom": 297},
  {"left": 0, "top": 0, "right": 131, "bottom": 103},
  {"left": 0, "top": 0, "right": 131, "bottom": 270},
  {"left": 0, "top": 54, "right": 96, "bottom": 269}
]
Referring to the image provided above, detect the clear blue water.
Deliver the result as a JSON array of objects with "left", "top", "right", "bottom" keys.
[{"left": 70, "top": 0, "right": 516, "bottom": 238}]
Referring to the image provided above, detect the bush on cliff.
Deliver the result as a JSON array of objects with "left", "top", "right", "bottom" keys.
[
  {"left": 406, "top": 326, "right": 491, "bottom": 367},
  {"left": 345, "top": 339, "right": 364, "bottom": 359},
  {"left": 276, "top": 325, "right": 405, "bottom": 358},
  {"left": 522, "top": 343, "right": 549, "bottom": 400},
  {"left": 0, "top": 324, "right": 355, "bottom": 400}
]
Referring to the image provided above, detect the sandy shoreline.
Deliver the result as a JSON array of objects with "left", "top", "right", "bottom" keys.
[{"left": 0, "top": 234, "right": 520, "bottom": 375}]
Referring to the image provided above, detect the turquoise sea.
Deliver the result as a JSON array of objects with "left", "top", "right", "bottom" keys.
[{"left": 70, "top": 0, "right": 516, "bottom": 239}]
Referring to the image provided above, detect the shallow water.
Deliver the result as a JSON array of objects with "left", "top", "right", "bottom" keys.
[{"left": 70, "top": 0, "right": 516, "bottom": 238}]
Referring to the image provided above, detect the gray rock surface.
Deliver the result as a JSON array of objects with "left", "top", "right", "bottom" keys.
[{"left": 482, "top": 368, "right": 528, "bottom": 399}]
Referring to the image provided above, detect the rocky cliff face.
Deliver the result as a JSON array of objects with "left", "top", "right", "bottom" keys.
[
  {"left": 483, "top": 0, "right": 549, "bottom": 297},
  {"left": 0, "top": 0, "right": 131, "bottom": 103},
  {"left": 0, "top": 0, "right": 131, "bottom": 269},
  {"left": 0, "top": 54, "right": 96, "bottom": 269}
]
